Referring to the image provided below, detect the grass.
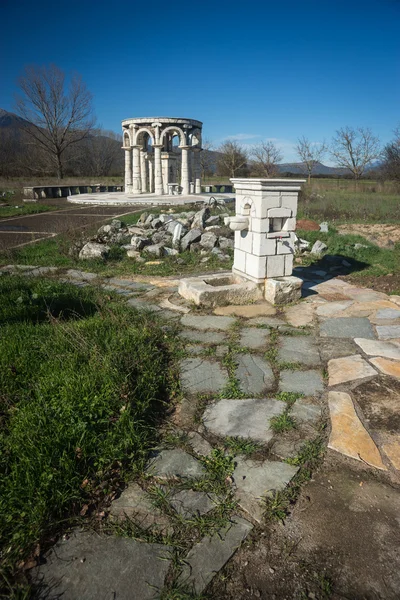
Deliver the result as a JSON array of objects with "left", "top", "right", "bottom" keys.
[
  {"left": 297, "top": 228, "right": 400, "bottom": 279},
  {"left": 0, "top": 275, "right": 179, "bottom": 591},
  {"left": 0, "top": 202, "right": 59, "bottom": 218},
  {"left": 270, "top": 413, "right": 296, "bottom": 433}
]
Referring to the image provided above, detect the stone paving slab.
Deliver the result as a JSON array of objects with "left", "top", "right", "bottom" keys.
[
  {"left": 126, "top": 297, "right": 162, "bottom": 311},
  {"left": 188, "top": 432, "right": 213, "bottom": 456},
  {"left": 186, "top": 344, "right": 205, "bottom": 355},
  {"left": 354, "top": 338, "right": 400, "bottom": 359},
  {"left": 279, "top": 370, "right": 324, "bottom": 396},
  {"left": 178, "top": 516, "right": 253, "bottom": 594},
  {"left": 370, "top": 357, "right": 400, "bottom": 379},
  {"left": 180, "top": 329, "right": 227, "bottom": 344},
  {"left": 180, "top": 358, "right": 228, "bottom": 394},
  {"left": 278, "top": 336, "right": 320, "bottom": 366},
  {"left": 316, "top": 300, "right": 354, "bottom": 318},
  {"left": 247, "top": 316, "right": 286, "bottom": 326},
  {"left": 284, "top": 303, "right": 315, "bottom": 327},
  {"left": 109, "top": 483, "right": 171, "bottom": 533},
  {"left": 375, "top": 308, "right": 400, "bottom": 320},
  {"left": 102, "top": 284, "right": 137, "bottom": 296},
  {"left": 147, "top": 448, "right": 205, "bottom": 479},
  {"left": 290, "top": 399, "right": 322, "bottom": 425},
  {"left": 328, "top": 354, "right": 377, "bottom": 386},
  {"left": 240, "top": 327, "right": 270, "bottom": 349},
  {"left": 170, "top": 489, "right": 216, "bottom": 518},
  {"left": 233, "top": 458, "right": 299, "bottom": 522},
  {"left": 181, "top": 314, "right": 236, "bottom": 331},
  {"left": 328, "top": 391, "right": 386, "bottom": 470},
  {"left": 376, "top": 325, "right": 400, "bottom": 340},
  {"left": 203, "top": 398, "right": 285, "bottom": 443},
  {"left": 32, "top": 531, "right": 172, "bottom": 600},
  {"left": 320, "top": 317, "right": 376, "bottom": 339},
  {"left": 65, "top": 269, "right": 98, "bottom": 281},
  {"left": 381, "top": 433, "right": 400, "bottom": 470},
  {"left": 235, "top": 354, "right": 275, "bottom": 395},
  {"left": 318, "top": 338, "right": 358, "bottom": 361},
  {"left": 213, "top": 304, "right": 276, "bottom": 317}
]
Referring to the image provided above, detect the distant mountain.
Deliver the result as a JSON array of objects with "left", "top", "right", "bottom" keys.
[
  {"left": 277, "top": 161, "right": 350, "bottom": 176},
  {"left": 0, "top": 109, "right": 29, "bottom": 129}
]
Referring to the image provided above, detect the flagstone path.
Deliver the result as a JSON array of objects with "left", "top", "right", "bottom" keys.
[{"left": 3, "top": 264, "right": 400, "bottom": 598}]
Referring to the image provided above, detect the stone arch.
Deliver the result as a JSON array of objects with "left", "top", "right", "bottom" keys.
[
  {"left": 160, "top": 126, "right": 185, "bottom": 147},
  {"left": 240, "top": 197, "right": 256, "bottom": 217},
  {"left": 134, "top": 127, "right": 155, "bottom": 146}
]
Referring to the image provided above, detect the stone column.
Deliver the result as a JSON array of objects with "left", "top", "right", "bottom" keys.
[
  {"left": 193, "top": 148, "right": 202, "bottom": 194},
  {"left": 180, "top": 146, "right": 190, "bottom": 195},
  {"left": 153, "top": 144, "right": 163, "bottom": 195},
  {"left": 161, "top": 153, "right": 169, "bottom": 194},
  {"left": 148, "top": 158, "right": 154, "bottom": 193},
  {"left": 140, "top": 150, "right": 147, "bottom": 193},
  {"left": 124, "top": 148, "right": 132, "bottom": 192},
  {"left": 132, "top": 145, "right": 141, "bottom": 194}
]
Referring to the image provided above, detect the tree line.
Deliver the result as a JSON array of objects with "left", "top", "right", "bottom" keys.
[{"left": 1, "top": 64, "right": 399, "bottom": 185}]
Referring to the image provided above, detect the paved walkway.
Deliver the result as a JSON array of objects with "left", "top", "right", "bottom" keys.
[{"left": 4, "top": 264, "right": 399, "bottom": 598}]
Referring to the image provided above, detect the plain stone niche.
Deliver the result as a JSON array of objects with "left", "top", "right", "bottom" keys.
[{"left": 179, "top": 178, "right": 306, "bottom": 307}]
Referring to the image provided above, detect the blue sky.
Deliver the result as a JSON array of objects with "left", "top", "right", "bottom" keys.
[{"left": 1, "top": 0, "right": 399, "bottom": 162}]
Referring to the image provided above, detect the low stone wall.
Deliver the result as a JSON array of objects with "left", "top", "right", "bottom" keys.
[{"left": 23, "top": 184, "right": 124, "bottom": 201}]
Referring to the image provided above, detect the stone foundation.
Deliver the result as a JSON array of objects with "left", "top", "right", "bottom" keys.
[{"left": 178, "top": 272, "right": 262, "bottom": 307}]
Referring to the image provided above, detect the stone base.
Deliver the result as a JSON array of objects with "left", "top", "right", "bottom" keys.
[
  {"left": 264, "top": 276, "right": 303, "bottom": 305},
  {"left": 178, "top": 272, "right": 262, "bottom": 307}
]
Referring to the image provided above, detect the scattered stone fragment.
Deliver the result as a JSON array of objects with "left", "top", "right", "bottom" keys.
[
  {"left": 235, "top": 354, "right": 275, "bottom": 395},
  {"left": 170, "top": 490, "right": 216, "bottom": 518},
  {"left": 354, "top": 338, "right": 400, "bottom": 360},
  {"left": 290, "top": 400, "right": 321, "bottom": 425},
  {"left": 178, "top": 517, "right": 253, "bottom": 594},
  {"left": 180, "top": 358, "right": 228, "bottom": 394},
  {"left": 65, "top": 269, "right": 98, "bottom": 281},
  {"left": 181, "top": 229, "right": 202, "bottom": 251},
  {"left": 79, "top": 242, "right": 110, "bottom": 260},
  {"left": 320, "top": 317, "right": 375, "bottom": 339},
  {"left": 278, "top": 336, "right": 320, "bottom": 366},
  {"left": 214, "top": 303, "right": 276, "bottom": 317},
  {"left": 311, "top": 240, "right": 328, "bottom": 255},
  {"left": 181, "top": 314, "right": 235, "bottom": 331},
  {"left": 146, "top": 448, "right": 205, "bottom": 479},
  {"left": 31, "top": 531, "right": 172, "bottom": 600},
  {"left": 370, "top": 357, "right": 400, "bottom": 379},
  {"left": 376, "top": 325, "right": 400, "bottom": 340},
  {"left": 279, "top": 370, "right": 324, "bottom": 396},
  {"left": 179, "top": 329, "right": 227, "bottom": 344},
  {"left": 203, "top": 398, "right": 285, "bottom": 443},
  {"left": 110, "top": 483, "right": 171, "bottom": 533},
  {"left": 233, "top": 458, "right": 299, "bottom": 522},
  {"left": 240, "top": 328, "right": 270, "bottom": 349},
  {"left": 188, "top": 431, "right": 213, "bottom": 456},
  {"left": 328, "top": 354, "right": 377, "bottom": 386},
  {"left": 328, "top": 391, "right": 386, "bottom": 470}
]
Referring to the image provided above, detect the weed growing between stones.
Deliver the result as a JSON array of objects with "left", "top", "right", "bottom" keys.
[
  {"left": 270, "top": 413, "right": 297, "bottom": 433},
  {"left": 275, "top": 391, "right": 305, "bottom": 407},
  {"left": 263, "top": 436, "right": 325, "bottom": 523},
  {"left": 223, "top": 437, "right": 262, "bottom": 456}
]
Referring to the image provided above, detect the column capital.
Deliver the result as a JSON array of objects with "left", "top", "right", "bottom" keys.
[
  {"left": 179, "top": 145, "right": 191, "bottom": 150},
  {"left": 122, "top": 146, "right": 132, "bottom": 151},
  {"left": 131, "top": 145, "right": 142, "bottom": 150},
  {"left": 152, "top": 143, "right": 164, "bottom": 149}
]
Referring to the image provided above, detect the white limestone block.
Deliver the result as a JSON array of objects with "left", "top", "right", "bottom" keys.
[
  {"left": 266, "top": 255, "right": 285, "bottom": 278},
  {"left": 258, "top": 192, "right": 281, "bottom": 218},
  {"left": 246, "top": 255, "right": 267, "bottom": 280},
  {"left": 236, "top": 230, "right": 253, "bottom": 253},
  {"left": 264, "top": 276, "right": 302, "bottom": 305},
  {"left": 252, "top": 217, "right": 270, "bottom": 234},
  {"left": 276, "top": 233, "right": 296, "bottom": 255},
  {"left": 284, "top": 254, "right": 294, "bottom": 276},
  {"left": 267, "top": 208, "right": 292, "bottom": 218},
  {"left": 281, "top": 194, "right": 298, "bottom": 216},
  {"left": 282, "top": 218, "right": 296, "bottom": 232},
  {"left": 252, "top": 232, "right": 276, "bottom": 256},
  {"left": 234, "top": 249, "right": 247, "bottom": 273}
]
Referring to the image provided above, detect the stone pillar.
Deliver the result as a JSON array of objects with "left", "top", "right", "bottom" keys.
[
  {"left": 193, "top": 148, "right": 201, "bottom": 194},
  {"left": 124, "top": 148, "right": 132, "bottom": 192},
  {"left": 161, "top": 153, "right": 169, "bottom": 194},
  {"left": 140, "top": 150, "right": 147, "bottom": 193},
  {"left": 153, "top": 145, "right": 163, "bottom": 195},
  {"left": 180, "top": 146, "right": 190, "bottom": 195},
  {"left": 132, "top": 146, "right": 141, "bottom": 194},
  {"left": 148, "top": 158, "right": 154, "bottom": 193}
]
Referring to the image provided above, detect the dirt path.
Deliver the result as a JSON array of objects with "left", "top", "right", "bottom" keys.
[{"left": 337, "top": 223, "right": 400, "bottom": 248}]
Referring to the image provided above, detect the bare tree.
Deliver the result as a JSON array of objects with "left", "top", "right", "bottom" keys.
[
  {"left": 199, "top": 139, "right": 215, "bottom": 182},
  {"left": 330, "top": 126, "right": 381, "bottom": 181},
  {"left": 16, "top": 64, "right": 96, "bottom": 179},
  {"left": 381, "top": 126, "right": 400, "bottom": 183},
  {"left": 251, "top": 140, "right": 283, "bottom": 177},
  {"left": 84, "top": 129, "right": 122, "bottom": 177},
  {"left": 295, "top": 136, "right": 327, "bottom": 183},
  {"left": 216, "top": 140, "right": 248, "bottom": 178}
]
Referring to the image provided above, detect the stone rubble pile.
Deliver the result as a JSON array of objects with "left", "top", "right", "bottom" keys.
[{"left": 77, "top": 205, "right": 234, "bottom": 262}]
